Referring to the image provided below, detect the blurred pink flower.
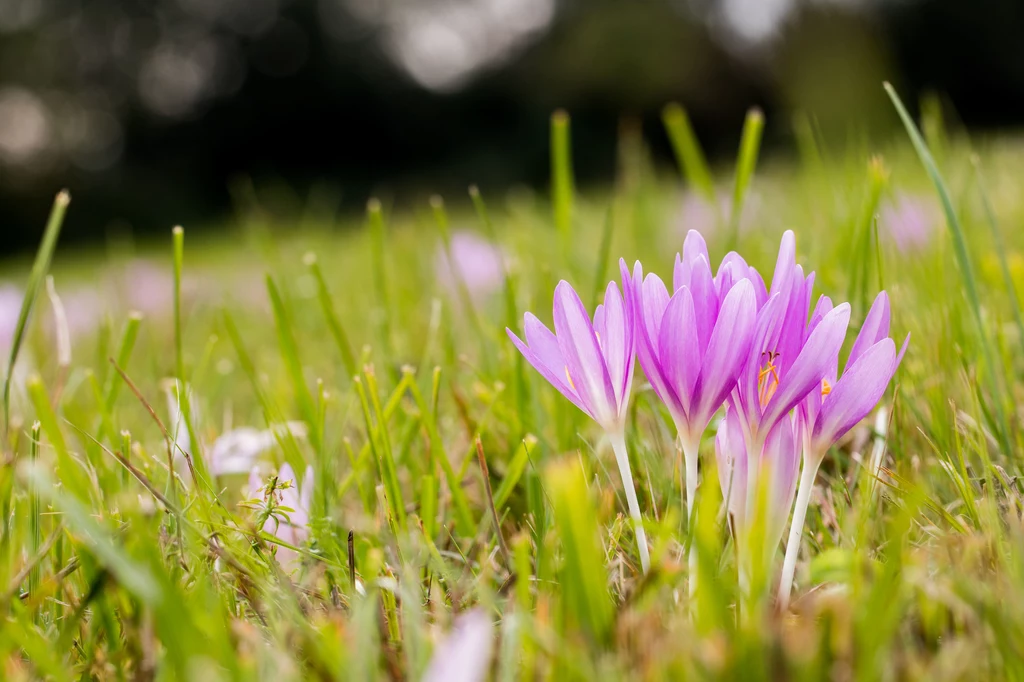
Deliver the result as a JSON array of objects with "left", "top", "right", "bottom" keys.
[
  {"left": 58, "top": 286, "right": 107, "bottom": 338},
  {"left": 435, "top": 231, "right": 505, "bottom": 300},
  {"left": 119, "top": 259, "right": 176, "bottom": 316},
  {"left": 880, "top": 195, "right": 937, "bottom": 252},
  {"left": 676, "top": 191, "right": 759, "bottom": 237},
  {"left": 0, "top": 284, "right": 22, "bottom": 351},
  {"left": 422, "top": 609, "right": 495, "bottom": 682}
]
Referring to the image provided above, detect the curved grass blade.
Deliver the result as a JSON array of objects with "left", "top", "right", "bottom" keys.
[
  {"left": 3, "top": 190, "right": 69, "bottom": 434},
  {"left": 884, "top": 82, "right": 1012, "bottom": 455}
]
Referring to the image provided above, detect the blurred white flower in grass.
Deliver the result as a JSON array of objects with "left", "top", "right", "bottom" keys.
[
  {"left": 249, "top": 463, "right": 313, "bottom": 571},
  {"left": 0, "top": 284, "right": 22, "bottom": 351},
  {"left": 881, "top": 194, "right": 938, "bottom": 253},
  {"left": 165, "top": 378, "right": 307, "bottom": 478},
  {"left": 210, "top": 422, "right": 308, "bottom": 475},
  {"left": 435, "top": 230, "right": 506, "bottom": 301},
  {"left": 422, "top": 608, "right": 495, "bottom": 682}
]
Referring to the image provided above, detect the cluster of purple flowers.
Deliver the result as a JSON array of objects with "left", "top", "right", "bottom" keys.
[{"left": 508, "top": 229, "right": 908, "bottom": 603}]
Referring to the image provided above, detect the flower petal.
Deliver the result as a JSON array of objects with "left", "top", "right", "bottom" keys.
[
  {"left": 761, "top": 415, "right": 800, "bottom": 550},
  {"left": 674, "top": 230, "right": 710, "bottom": 291},
  {"left": 812, "top": 338, "right": 896, "bottom": 450},
  {"left": 301, "top": 465, "right": 314, "bottom": 515},
  {"left": 777, "top": 266, "right": 813, "bottom": 377},
  {"left": 689, "top": 256, "right": 718, "bottom": 356},
  {"left": 761, "top": 303, "right": 851, "bottom": 435},
  {"left": 599, "top": 281, "right": 631, "bottom": 410},
  {"left": 716, "top": 408, "right": 748, "bottom": 522},
  {"left": 628, "top": 261, "right": 684, "bottom": 418},
  {"left": 641, "top": 272, "right": 671, "bottom": 342},
  {"left": 553, "top": 280, "right": 618, "bottom": 426},
  {"left": 692, "top": 279, "right": 756, "bottom": 430},
  {"left": 714, "top": 251, "right": 749, "bottom": 299},
  {"left": 807, "top": 294, "right": 833, "bottom": 337},
  {"left": 848, "top": 291, "right": 890, "bottom": 369},
  {"left": 507, "top": 321, "right": 588, "bottom": 415},
  {"left": 768, "top": 230, "right": 796, "bottom": 298},
  {"left": 658, "top": 287, "right": 700, "bottom": 418}
]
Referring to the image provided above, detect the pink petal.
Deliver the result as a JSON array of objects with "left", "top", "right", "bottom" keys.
[
  {"left": 716, "top": 408, "right": 748, "bottom": 522},
  {"left": 689, "top": 256, "right": 718, "bottom": 356},
  {"left": 553, "top": 281, "right": 618, "bottom": 426},
  {"left": 812, "top": 338, "right": 897, "bottom": 450},
  {"left": 847, "top": 291, "right": 890, "bottom": 370},
  {"left": 691, "top": 279, "right": 756, "bottom": 431},
  {"left": 761, "top": 303, "right": 851, "bottom": 435},
  {"left": 658, "top": 287, "right": 700, "bottom": 418}
]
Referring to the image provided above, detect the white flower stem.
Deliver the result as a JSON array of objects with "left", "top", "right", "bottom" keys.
[
  {"left": 609, "top": 430, "right": 651, "bottom": 574},
  {"left": 778, "top": 452, "right": 821, "bottom": 610},
  {"left": 679, "top": 434, "right": 700, "bottom": 600}
]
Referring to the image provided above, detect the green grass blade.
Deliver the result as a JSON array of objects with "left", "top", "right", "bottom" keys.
[
  {"left": 551, "top": 109, "right": 575, "bottom": 251},
  {"left": 662, "top": 103, "right": 715, "bottom": 201},
  {"left": 545, "top": 457, "right": 613, "bottom": 643},
  {"left": 884, "top": 82, "right": 1012, "bottom": 455},
  {"left": 306, "top": 252, "right": 358, "bottom": 380},
  {"left": 4, "top": 190, "right": 69, "bottom": 434},
  {"left": 590, "top": 208, "right": 615, "bottom": 310},
  {"left": 267, "top": 275, "right": 321, "bottom": 452},
  {"left": 730, "top": 108, "right": 765, "bottom": 249}
]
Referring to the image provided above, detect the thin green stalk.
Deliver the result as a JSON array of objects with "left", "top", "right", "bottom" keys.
[
  {"left": 608, "top": 430, "right": 650, "bottom": 574},
  {"left": 172, "top": 226, "right": 185, "bottom": 382},
  {"left": 97, "top": 313, "right": 142, "bottom": 443},
  {"left": 4, "top": 190, "right": 69, "bottom": 434},
  {"left": 431, "top": 196, "right": 488, "bottom": 361},
  {"left": 267, "top": 275, "right": 321, "bottom": 452},
  {"left": 729, "top": 108, "right": 764, "bottom": 250},
  {"left": 884, "top": 82, "right": 1012, "bottom": 455},
  {"left": 28, "top": 421, "right": 41, "bottom": 598},
  {"left": 590, "top": 208, "right": 615, "bottom": 310},
  {"left": 306, "top": 253, "right": 358, "bottom": 380},
  {"left": 662, "top": 103, "right": 715, "bottom": 201},
  {"left": 551, "top": 110, "right": 575, "bottom": 252},
  {"left": 367, "top": 199, "right": 394, "bottom": 364}
]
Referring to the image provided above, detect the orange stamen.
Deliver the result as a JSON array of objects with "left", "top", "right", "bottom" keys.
[
  {"left": 757, "top": 351, "right": 781, "bottom": 407},
  {"left": 821, "top": 378, "right": 832, "bottom": 397}
]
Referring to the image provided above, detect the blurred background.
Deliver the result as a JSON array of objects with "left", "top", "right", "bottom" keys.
[{"left": 1, "top": 0, "right": 1022, "bottom": 251}]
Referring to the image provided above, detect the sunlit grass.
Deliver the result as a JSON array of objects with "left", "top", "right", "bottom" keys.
[{"left": 1, "top": 91, "right": 1024, "bottom": 680}]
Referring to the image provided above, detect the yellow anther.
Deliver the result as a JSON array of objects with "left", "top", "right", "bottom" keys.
[
  {"left": 757, "top": 351, "right": 781, "bottom": 407},
  {"left": 565, "top": 366, "right": 576, "bottom": 392},
  {"left": 821, "top": 378, "right": 832, "bottom": 397}
]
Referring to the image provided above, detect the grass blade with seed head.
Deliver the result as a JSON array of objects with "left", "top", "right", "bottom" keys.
[{"left": 4, "top": 190, "right": 69, "bottom": 433}]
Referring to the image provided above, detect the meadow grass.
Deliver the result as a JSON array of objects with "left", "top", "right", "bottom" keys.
[{"left": 3, "top": 93, "right": 1024, "bottom": 680}]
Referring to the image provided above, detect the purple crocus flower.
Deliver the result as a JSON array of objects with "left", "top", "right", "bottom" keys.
[
  {"left": 436, "top": 230, "right": 506, "bottom": 301},
  {"left": 880, "top": 194, "right": 936, "bottom": 253},
  {"left": 716, "top": 407, "right": 800, "bottom": 568},
  {"left": 624, "top": 230, "right": 759, "bottom": 520},
  {"left": 507, "top": 273, "right": 650, "bottom": 573},
  {"left": 249, "top": 463, "right": 313, "bottom": 571},
  {"left": 731, "top": 231, "right": 851, "bottom": 463},
  {"left": 778, "top": 291, "right": 908, "bottom": 607}
]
